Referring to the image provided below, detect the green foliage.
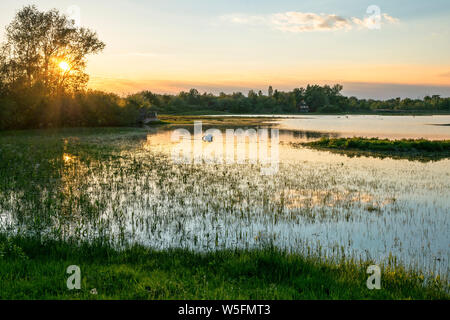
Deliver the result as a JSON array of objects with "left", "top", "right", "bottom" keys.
[
  {"left": 300, "top": 137, "right": 450, "bottom": 161},
  {"left": 0, "top": 238, "right": 28, "bottom": 260},
  {"left": 0, "top": 235, "right": 448, "bottom": 299},
  {"left": 1, "top": 8, "right": 449, "bottom": 130},
  {"left": 0, "top": 89, "right": 152, "bottom": 129},
  {"left": 0, "top": 5, "right": 140, "bottom": 130},
  {"left": 0, "top": 5, "right": 104, "bottom": 94},
  {"left": 112, "top": 86, "right": 450, "bottom": 117},
  {"left": 308, "top": 137, "right": 450, "bottom": 153}
]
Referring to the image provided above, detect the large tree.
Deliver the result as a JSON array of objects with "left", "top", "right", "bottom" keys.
[{"left": 0, "top": 5, "right": 105, "bottom": 94}]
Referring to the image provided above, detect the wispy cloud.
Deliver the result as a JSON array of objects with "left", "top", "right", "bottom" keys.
[
  {"left": 271, "top": 12, "right": 352, "bottom": 32},
  {"left": 220, "top": 14, "right": 267, "bottom": 26},
  {"left": 382, "top": 13, "right": 400, "bottom": 24},
  {"left": 220, "top": 11, "right": 400, "bottom": 33},
  {"left": 351, "top": 13, "right": 399, "bottom": 29}
]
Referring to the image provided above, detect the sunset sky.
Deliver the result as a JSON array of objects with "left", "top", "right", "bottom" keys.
[{"left": 1, "top": 0, "right": 450, "bottom": 99}]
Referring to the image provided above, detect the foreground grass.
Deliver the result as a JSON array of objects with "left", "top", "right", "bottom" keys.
[
  {"left": 298, "top": 137, "right": 450, "bottom": 161},
  {"left": 0, "top": 236, "right": 447, "bottom": 300}
]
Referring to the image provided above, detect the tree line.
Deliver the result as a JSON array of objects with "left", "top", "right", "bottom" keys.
[
  {"left": 133, "top": 86, "right": 450, "bottom": 115},
  {"left": 0, "top": 6, "right": 449, "bottom": 130}
]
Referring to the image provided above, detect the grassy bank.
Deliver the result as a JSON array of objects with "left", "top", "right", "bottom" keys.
[
  {"left": 298, "top": 137, "right": 450, "bottom": 161},
  {"left": 157, "top": 115, "right": 278, "bottom": 126},
  {"left": 0, "top": 235, "right": 448, "bottom": 300},
  {"left": 158, "top": 111, "right": 450, "bottom": 116}
]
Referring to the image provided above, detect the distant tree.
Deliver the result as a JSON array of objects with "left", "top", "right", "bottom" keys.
[
  {"left": 0, "top": 5, "right": 105, "bottom": 94},
  {"left": 431, "top": 95, "right": 441, "bottom": 108},
  {"left": 331, "top": 84, "right": 343, "bottom": 95},
  {"left": 142, "top": 90, "right": 161, "bottom": 107},
  {"left": 248, "top": 90, "right": 257, "bottom": 101},
  {"left": 268, "top": 86, "right": 273, "bottom": 97},
  {"left": 304, "top": 85, "right": 329, "bottom": 112},
  {"left": 273, "top": 89, "right": 279, "bottom": 100},
  {"left": 187, "top": 88, "right": 200, "bottom": 104}
]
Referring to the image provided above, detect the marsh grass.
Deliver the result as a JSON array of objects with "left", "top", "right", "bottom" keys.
[
  {"left": 0, "top": 235, "right": 448, "bottom": 300},
  {"left": 298, "top": 137, "right": 450, "bottom": 161},
  {"left": 158, "top": 115, "right": 277, "bottom": 126},
  {"left": 0, "top": 127, "right": 448, "bottom": 300}
]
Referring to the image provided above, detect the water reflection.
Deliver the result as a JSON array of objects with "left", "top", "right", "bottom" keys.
[
  {"left": 0, "top": 124, "right": 449, "bottom": 280},
  {"left": 276, "top": 115, "right": 450, "bottom": 140}
]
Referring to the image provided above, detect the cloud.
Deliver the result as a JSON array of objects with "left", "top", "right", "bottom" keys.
[
  {"left": 382, "top": 13, "right": 400, "bottom": 24},
  {"left": 351, "top": 13, "right": 399, "bottom": 29},
  {"left": 220, "top": 11, "right": 400, "bottom": 33},
  {"left": 219, "top": 14, "right": 267, "bottom": 26},
  {"left": 439, "top": 71, "right": 450, "bottom": 78},
  {"left": 271, "top": 12, "right": 352, "bottom": 32}
]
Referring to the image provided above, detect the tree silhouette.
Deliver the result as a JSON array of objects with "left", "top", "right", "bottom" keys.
[{"left": 0, "top": 5, "right": 105, "bottom": 94}]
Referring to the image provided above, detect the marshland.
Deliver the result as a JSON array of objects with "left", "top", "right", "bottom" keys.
[
  {"left": 1, "top": 115, "right": 449, "bottom": 299},
  {"left": 1, "top": 4, "right": 450, "bottom": 300}
]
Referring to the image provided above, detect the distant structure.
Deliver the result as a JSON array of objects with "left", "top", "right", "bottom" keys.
[
  {"left": 299, "top": 102, "right": 309, "bottom": 113},
  {"left": 139, "top": 110, "right": 158, "bottom": 125}
]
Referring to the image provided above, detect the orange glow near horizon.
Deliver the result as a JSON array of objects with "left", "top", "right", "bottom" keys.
[
  {"left": 85, "top": 62, "right": 450, "bottom": 97},
  {"left": 1, "top": 0, "right": 449, "bottom": 98}
]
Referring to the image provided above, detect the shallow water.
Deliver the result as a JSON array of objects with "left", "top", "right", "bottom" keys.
[
  {"left": 213, "top": 114, "right": 450, "bottom": 140},
  {"left": 0, "top": 117, "right": 449, "bottom": 279},
  {"left": 136, "top": 125, "right": 450, "bottom": 278}
]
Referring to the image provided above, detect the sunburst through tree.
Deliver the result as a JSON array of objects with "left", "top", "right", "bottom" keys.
[{"left": 0, "top": 5, "right": 105, "bottom": 94}]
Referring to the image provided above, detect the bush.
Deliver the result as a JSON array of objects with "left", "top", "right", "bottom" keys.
[
  {"left": 317, "top": 105, "right": 343, "bottom": 113},
  {"left": 0, "top": 238, "right": 28, "bottom": 260},
  {"left": 308, "top": 137, "right": 450, "bottom": 153},
  {"left": 0, "top": 89, "right": 152, "bottom": 130}
]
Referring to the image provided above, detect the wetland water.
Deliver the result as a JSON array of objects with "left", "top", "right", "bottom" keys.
[{"left": 0, "top": 115, "right": 449, "bottom": 278}]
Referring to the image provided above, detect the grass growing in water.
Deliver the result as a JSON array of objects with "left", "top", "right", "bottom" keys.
[
  {"left": 0, "top": 235, "right": 448, "bottom": 300},
  {"left": 0, "top": 127, "right": 448, "bottom": 299},
  {"left": 299, "top": 137, "right": 450, "bottom": 161}
]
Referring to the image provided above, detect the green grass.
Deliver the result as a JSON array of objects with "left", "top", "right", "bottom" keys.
[
  {"left": 0, "top": 235, "right": 448, "bottom": 300},
  {"left": 299, "top": 137, "right": 450, "bottom": 161}
]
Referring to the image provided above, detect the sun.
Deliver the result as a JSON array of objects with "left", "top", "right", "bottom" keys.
[{"left": 59, "top": 61, "right": 70, "bottom": 72}]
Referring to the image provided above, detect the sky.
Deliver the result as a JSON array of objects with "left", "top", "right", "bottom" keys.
[{"left": 1, "top": 0, "right": 450, "bottom": 99}]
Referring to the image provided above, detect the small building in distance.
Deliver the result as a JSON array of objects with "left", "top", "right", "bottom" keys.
[
  {"left": 298, "top": 102, "right": 310, "bottom": 113},
  {"left": 139, "top": 110, "right": 158, "bottom": 125}
]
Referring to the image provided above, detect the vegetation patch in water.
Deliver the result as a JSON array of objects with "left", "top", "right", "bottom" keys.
[
  {"left": 1, "top": 128, "right": 448, "bottom": 294},
  {"left": 0, "top": 235, "right": 448, "bottom": 300},
  {"left": 298, "top": 137, "right": 450, "bottom": 161}
]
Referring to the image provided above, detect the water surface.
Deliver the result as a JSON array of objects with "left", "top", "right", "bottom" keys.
[{"left": 0, "top": 117, "right": 448, "bottom": 279}]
